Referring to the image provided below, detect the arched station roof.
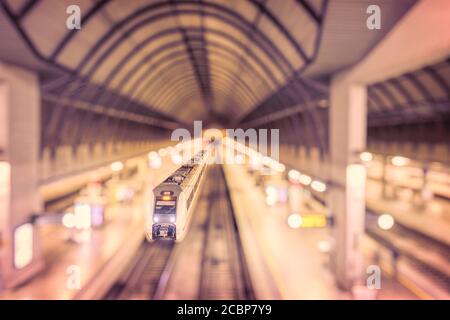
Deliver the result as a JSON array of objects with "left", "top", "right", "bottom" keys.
[
  {"left": 1, "top": 0, "right": 327, "bottom": 124},
  {"left": 2, "top": 0, "right": 443, "bottom": 155}
]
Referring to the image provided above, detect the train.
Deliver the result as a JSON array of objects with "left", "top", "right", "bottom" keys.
[{"left": 146, "top": 148, "right": 211, "bottom": 241}]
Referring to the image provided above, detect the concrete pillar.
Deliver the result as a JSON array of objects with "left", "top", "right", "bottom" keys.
[
  {"left": 326, "top": 0, "right": 450, "bottom": 290},
  {"left": 0, "top": 62, "right": 43, "bottom": 289},
  {"left": 329, "top": 75, "right": 367, "bottom": 290}
]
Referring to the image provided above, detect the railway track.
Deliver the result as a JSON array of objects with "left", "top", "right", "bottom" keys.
[
  {"left": 295, "top": 186, "right": 450, "bottom": 298},
  {"left": 198, "top": 166, "right": 254, "bottom": 299},
  {"left": 105, "top": 165, "right": 254, "bottom": 300},
  {"left": 311, "top": 189, "right": 450, "bottom": 290},
  {"left": 366, "top": 212, "right": 450, "bottom": 294},
  {"left": 105, "top": 241, "right": 174, "bottom": 300}
]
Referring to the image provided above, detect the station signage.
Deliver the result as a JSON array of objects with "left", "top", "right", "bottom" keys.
[{"left": 299, "top": 214, "right": 328, "bottom": 228}]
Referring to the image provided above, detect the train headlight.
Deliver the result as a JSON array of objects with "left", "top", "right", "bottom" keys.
[
  {"left": 154, "top": 216, "right": 159, "bottom": 223},
  {"left": 170, "top": 216, "right": 176, "bottom": 223}
]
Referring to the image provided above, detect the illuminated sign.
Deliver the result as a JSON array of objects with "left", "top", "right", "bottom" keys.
[
  {"left": 156, "top": 200, "right": 176, "bottom": 206},
  {"left": 299, "top": 214, "right": 328, "bottom": 228},
  {"left": 14, "top": 223, "right": 33, "bottom": 269},
  {"left": 0, "top": 161, "right": 10, "bottom": 210}
]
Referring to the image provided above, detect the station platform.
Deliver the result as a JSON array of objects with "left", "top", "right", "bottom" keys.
[
  {"left": 366, "top": 179, "right": 450, "bottom": 247},
  {"left": 223, "top": 164, "right": 418, "bottom": 300},
  {"left": 365, "top": 179, "right": 450, "bottom": 299},
  {"left": 0, "top": 157, "right": 177, "bottom": 300},
  {"left": 0, "top": 160, "right": 438, "bottom": 300}
]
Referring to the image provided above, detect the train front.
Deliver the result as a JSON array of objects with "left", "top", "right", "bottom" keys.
[{"left": 149, "top": 190, "right": 178, "bottom": 240}]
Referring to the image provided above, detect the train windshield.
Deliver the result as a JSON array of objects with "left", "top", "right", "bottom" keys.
[{"left": 154, "top": 198, "right": 177, "bottom": 215}]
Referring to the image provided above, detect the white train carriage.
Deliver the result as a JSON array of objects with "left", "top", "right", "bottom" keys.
[{"left": 146, "top": 149, "right": 210, "bottom": 241}]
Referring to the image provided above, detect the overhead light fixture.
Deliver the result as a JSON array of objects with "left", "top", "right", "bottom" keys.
[
  {"left": 378, "top": 214, "right": 395, "bottom": 230},
  {"left": 360, "top": 152, "right": 373, "bottom": 162},
  {"left": 299, "top": 174, "right": 312, "bottom": 186},
  {"left": 287, "top": 213, "right": 302, "bottom": 229},
  {"left": 110, "top": 161, "right": 124, "bottom": 172},
  {"left": 311, "top": 180, "right": 327, "bottom": 193},
  {"left": 288, "top": 169, "right": 301, "bottom": 181},
  {"left": 391, "top": 156, "right": 410, "bottom": 167}
]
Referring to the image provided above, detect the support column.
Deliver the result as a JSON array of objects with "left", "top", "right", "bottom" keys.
[
  {"left": 0, "top": 62, "right": 43, "bottom": 289},
  {"left": 329, "top": 74, "right": 367, "bottom": 290},
  {"left": 326, "top": 0, "right": 450, "bottom": 291}
]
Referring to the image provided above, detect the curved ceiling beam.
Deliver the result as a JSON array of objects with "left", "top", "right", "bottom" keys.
[
  {"left": 148, "top": 63, "right": 257, "bottom": 109},
  {"left": 100, "top": 58, "right": 197, "bottom": 124},
  {"left": 367, "top": 95, "right": 384, "bottom": 113},
  {"left": 105, "top": 31, "right": 280, "bottom": 96},
  {"left": 43, "top": 5, "right": 282, "bottom": 95},
  {"left": 387, "top": 78, "right": 415, "bottom": 105},
  {"left": 423, "top": 65, "right": 450, "bottom": 99},
  {"left": 160, "top": 72, "right": 254, "bottom": 113},
  {"left": 37, "top": 1, "right": 312, "bottom": 129},
  {"left": 85, "top": 18, "right": 289, "bottom": 93},
  {"left": 51, "top": 47, "right": 195, "bottom": 133},
  {"left": 5, "top": 0, "right": 328, "bottom": 148},
  {"left": 369, "top": 86, "right": 396, "bottom": 113},
  {"left": 163, "top": 84, "right": 243, "bottom": 117},
  {"left": 119, "top": 48, "right": 263, "bottom": 110},
  {"left": 375, "top": 82, "right": 401, "bottom": 110},
  {"left": 153, "top": 75, "right": 246, "bottom": 112},
  {"left": 121, "top": 50, "right": 268, "bottom": 111},
  {"left": 144, "top": 61, "right": 260, "bottom": 109},
  {"left": 61, "top": 51, "right": 194, "bottom": 132},
  {"left": 50, "top": 0, "right": 110, "bottom": 60},
  {"left": 109, "top": 37, "right": 276, "bottom": 109},
  {"left": 146, "top": 65, "right": 256, "bottom": 111},
  {"left": 54, "top": 23, "right": 285, "bottom": 124},
  {"left": 136, "top": 49, "right": 268, "bottom": 107},
  {"left": 402, "top": 73, "right": 434, "bottom": 102},
  {"left": 75, "top": 2, "right": 296, "bottom": 78},
  {"left": 249, "top": 0, "right": 308, "bottom": 62},
  {"left": 168, "top": 85, "right": 244, "bottom": 118},
  {"left": 44, "top": 0, "right": 314, "bottom": 82}
]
